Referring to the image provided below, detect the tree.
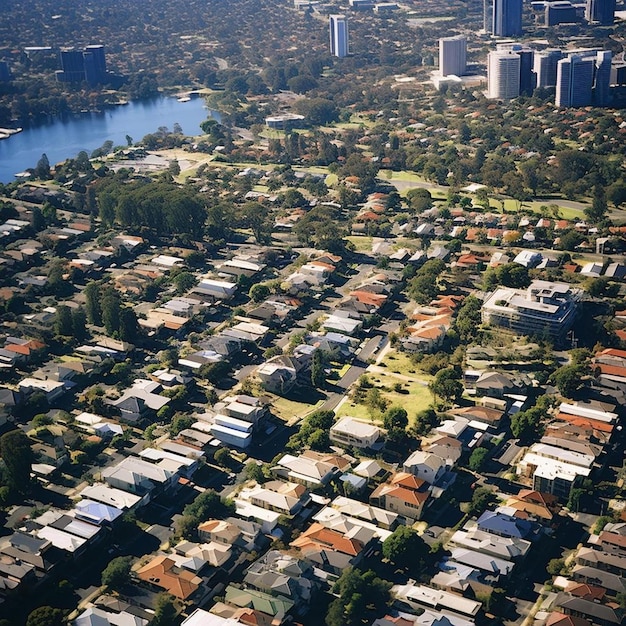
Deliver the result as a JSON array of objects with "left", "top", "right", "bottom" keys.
[
  {"left": 310, "top": 350, "right": 325, "bottom": 388},
  {"left": 510, "top": 406, "right": 545, "bottom": 441},
  {"left": 406, "top": 187, "right": 433, "bottom": 213},
  {"left": 101, "top": 556, "right": 133, "bottom": 590},
  {"left": 326, "top": 568, "right": 390, "bottom": 626},
  {"left": 152, "top": 593, "right": 178, "bottom": 626},
  {"left": 172, "top": 271, "right": 196, "bottom": 295},
  {"left": 429, "top": 367, "right": 463, "bottom": 405},
  {"left": 101, "top": 288, "right": 121, "bottom": 336},
  {"left": 54, "top": 305, "right": 74, "bottom": 337},
  {"left": 35, "top": 153, "right": 51, "bottom": 179},
  {"left": 72, "top": 307, "right": 88, "bottom": 341},
  {"left": 382, "top": 526, "right": 428, "bottom": 570},
  {"left": 84, "top": 281, "right": 102, "bottom": 325},
  {"left": 552, "top": 364, "right": 587, "bottom": 398},
  {"left": 383, "top": 406, "right": 408, "bottom": 431},
  {"left": 468, "top": 486, "right": 497, "bottom": 516},
  {"left": 547, "top": 558, "right": 565, "bottom": 576},
  {"left": 26, "top": 607, "right": 65, "bottom": 626},
  {"left": 249, "top": 283, "right": 270, "bottom": 303},
  {"left": 169, "top": 414, "right": 193, "bottom": 435},
  {"left": 584, "top": 186, "right": 607, "bottom": 223},
  {"left": 468, "top": 447, "right": 489, "bottom": 471},
  {"left": 607, "top": 181, "right": 626, "bottom": 208},
  {"left": 412, "top": 408, "right": 439, "bottom": 436},
  {"left": 109, "top": 306, "right": 133, "bottom": 342},
  {"left": 214, "top": 447, "right": 231, "bottom": 467},
  {"left": 0, "top": 430, "right": 33, "bottom": 493}
]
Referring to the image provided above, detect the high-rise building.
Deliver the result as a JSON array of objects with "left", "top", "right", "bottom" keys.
[
  {"left": 593, "top": 50, "right": 612, "bottom": 106},
  {"left": 492, "top": 0, "right": 523, "bottom": 36},
  {"left": 329, "top": 15, "right": 349, "bottom": 58},
  {"left": 555, "top": 54, "right": 595, "bottom": 107},
  {"left": 497, "top": 43, "right": 535, "bottom": 95},
  {"left": 57, "top": 48, "right": 86, "bottom": 83},
  {"left": 533, "top": 49, "right": 564, "bottom": 88},
  {"left": 439, "top": 36, "right": 467, "bottom": 77},
  {"left": 83, "top": 44, "right": 107, "bottom": 85},
  {"left": 585, "top": 0, "right": 616, "bottom": 24},
  {"left": 56, "top": 44, "right": 107, "bottom": 84},
  {"left": 545, "top": 1, "right": 578, "bottom": 26},
  {"left": 488, "top": 50, "right": 521, "bottom": 99}
]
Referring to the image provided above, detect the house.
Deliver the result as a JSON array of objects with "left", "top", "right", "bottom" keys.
[
  {"left": 554, "top": 592, "right": 623, "bottom": 625},
  {"left": 474, "top": 371, "right": 523, "bottom": 399},
  {"left": 110, "top": 380, "right": 170, "bottom": 423},
  {"left": 505, "top": 489, "right": 561, "bottom": 521},
  {"left": 101, "top": 457, "right": 177, "bottom": 501},
  {"left": 224, "top": 585, "right": 294, "bottom": 619},
  {"left": 256, "top": 355, "right": 301, "bottom": 395},
  {"left": 290, "top": 523, "right": 368, "bottom": 575},
  {"left": 449, "top": 405, "right": 504, "bottom": 428},
  {"left": 370, "top": 472, "right": 430, "bottom": 523},
  {"left": 272, "top": 453, "right": 342, "bottom": 488},
  {"left": 321, "top": 313, "right": 363, "bottom": 336},
  {"left": 391, "top": 583, "right": 482, "bottom": 618},
  {"left": 193, "top": 278, "right": 237, "bottom": 301},
  {"left": 476, "top": 510, "right": 536, "bottom": 540},
  {"left": 330, "top": 417, "right": 382, "bottom": 449},
  {"left": 136, "top": 555, "right": 202, "bottom": 600},
  {"left": 403, "top": 451, "right": 448, "bottom": 484},
  {"left": 448, "top": 528, "right": 531, "bottom": 560},
  {"left": 238, "top": 481, "right": 310, "bottom": 516},
  {"left": 73, "top": 606, "right": 149, "bottom": 626},
  {"left": 78, "top": 483, "right": 143, "bottom": 511}
]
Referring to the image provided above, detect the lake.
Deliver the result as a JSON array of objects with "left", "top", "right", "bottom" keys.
[{"left": 0, "top": 96, "right": 212, "bottom": 183}]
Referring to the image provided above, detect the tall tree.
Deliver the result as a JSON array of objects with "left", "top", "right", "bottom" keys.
[
  {"left": 0, "top": 430, "right": 33, "bottom": 493},
  {"left": 34, "top": 153, "right": 51, "bottom": 179},
  {"left": 84, "top": 281, "right": 102, "bottom": 325}
]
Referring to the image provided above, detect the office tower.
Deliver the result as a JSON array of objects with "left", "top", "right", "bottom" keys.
[
  {"left": 57, "top": 48, "right": 86, "bottom": 83},
  {"left": 83, "top": 44, "right": 107, "bottom": 85},
  {"left": 585, "top": 0, "right": 616, "bottom": 24},
  {"left": 593, "top": 51, "right": 612, "bottom": 105},
  {"left": 497, "top": 43, "right": 535, "bottom": 95},
  {"left": 613, "top": 63, "right": 626, "bottom": 86},
  {"left": 329, "top": 15, "right": 349, "bottom": 58},
  {"left": 545, "top": 1, "right": 578, "bottom": 26},
  {"left": 555, "top": 54, "right": 595, "bottom": 107},
  {"left": 533, "top": 49, "right": 564, "bottom": 88},
  {"left": 492, "top": 0, "right": 523, "bottom": 36},
  {"left": 484, "top": 0, "right": 492, "bottom": 32},
  {"left": 439, "top": 36, "right": 467, "bottom": 77},
  {"left": 488, "top": 50, "right": 521, "bottom": 99}
]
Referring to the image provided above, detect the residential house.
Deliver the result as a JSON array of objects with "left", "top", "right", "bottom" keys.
[
  {"left": 272, "top": 453, "right": 342, "bottom": 488},
  {"left": 135, "top": 555, "right": 202, "bottom": 601},
  {"left": 370, "top": 472, "right": 430, "bottom": 523},
  {"left": 101, "top": 456, "right": 177, "bottom": 502},
  {"left": 403, "top": 450, "right": 449, "bottom": 484}
]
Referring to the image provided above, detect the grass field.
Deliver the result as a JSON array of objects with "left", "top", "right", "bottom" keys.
[{"left": 345, "top": 235, "right": 374, "bottom": 252}]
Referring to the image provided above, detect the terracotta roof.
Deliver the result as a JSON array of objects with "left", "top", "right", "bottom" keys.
[
  {"left": 566, "top": 582, "right": 606, "bottom": 601},
  {"left": 599, "top": 530, "right": 626, "bottom": 549},
  {"left": 371, "top": 483, "right": 429, "bottom": 506},
  {"left": 390, "top": 472, "right": 427, "bottom": 491},
  {"left": 136, "top": 555, "right": 201, "bottom": 599},
  {"left": 290, "top": 523, "right": 363, "bottom": 556},
  {"left": 556, "top": 413, "right": 614, "bottom": 433},
  {"left": 350, "top": 290, "right": 388, "bottom": 307},
  {"left": 595, "top": 363, "right": 626, "bottom": 378},
  {"left": 546, "top": 612, "right": 592, "bottom": 626},
  {"left": 452, "top": 405, "right": 504, "bottom": 424},
  {"left": 596, "top": 348, "right": 626, "bottom": 359}
]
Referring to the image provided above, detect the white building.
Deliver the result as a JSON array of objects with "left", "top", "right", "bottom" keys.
[
  {"left": 439, "top": 36, "right": 467, "bottom": 77},
  {"left": 330, "top": 417, "right": 382, "bottom": 449},
  {"left": 487, "top": 50, "right": 520, "bottom": 99},
  {"left": 329, "top": 15, "right": 349, "bottom": 58}
]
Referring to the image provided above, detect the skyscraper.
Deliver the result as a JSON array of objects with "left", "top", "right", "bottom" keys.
[
  {"left": 555, "top": 54, "right": 595, "bottom": 107},
  {"left": 492, "top": 0, "right": 523, "bottom": 36},
  {"left": 57, "top": 48, "right": 86, "bottom": 83},
  {"left": 488, "top": 50, "right": 521, "bottom": 99},
  {"left": 533, "top": 49, "right": 564, "bottom": 88},
  {"left": 585, "top": 0, "right": 616, "bottom": 24},
  {"left": 593, "top": 50, "right": 612, "bottom": 106},
  {"left": 83, "top": 44, "right": 107, "bottom": 85},
  {"left": 497, "top": 43, "right": 535, "bottom": 95},
  {"left": 439, "top": 36, "right": 467, "bottom": 77},
  {"left": 329, "top": 15, "right": 349, "bottom": 58}
]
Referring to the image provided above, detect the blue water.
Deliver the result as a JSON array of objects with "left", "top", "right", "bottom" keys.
[{"left": 0, "top": 96, "right": 211, "bottom": 183}]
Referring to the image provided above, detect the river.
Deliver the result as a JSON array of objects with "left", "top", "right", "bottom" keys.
[{"left": 0, "top": 96, "right": 213, "bottom": 184}]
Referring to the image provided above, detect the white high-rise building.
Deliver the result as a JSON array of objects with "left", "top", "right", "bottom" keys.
[
  {"left": 487, "top": 50, "right": 521, "bottom": 99},
  {"left": 439, "top": 36, "right": 467, "bottom": 77},
  {"left": 533, "top": 49, "right": 564, "bottom": 88},
  {"left": 555, "top": 54, "right": 595, "bottom": 107},
  {"left": 329, "top": 15, "right": 349, "bottom": 58}
]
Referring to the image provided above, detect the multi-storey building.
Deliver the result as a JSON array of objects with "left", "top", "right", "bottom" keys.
[
  {"left": 492, "top": 0, "right": 523, "bottom": 36},
  {"left": 481, "top": 280, "right": 582, "bottom": 342},
  {"left": 439, "top": 35, "right": 467, "bottom": 77},
  {"left": 555, "top": 53, "right": 595, "bottom": 107},
  {"left": 329, "top": 15, "right": 349, "bottom": 58},
  {"left": 585, "top": 0, "right": 616, "bottom": 24},
  {"left": 487, "top": 50, "right": 521, "bottom": 99},
  {"left": 534, "top": 49, "right": 563, "bottom": 88}
]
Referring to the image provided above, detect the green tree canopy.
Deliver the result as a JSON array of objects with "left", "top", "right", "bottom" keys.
[
  {"left": 382, "top": 526, "right": 429, "bottom": 570},
  {"left": 26, "top": 606, "right": 65, "bottom": 626},
  {"left": 101, "top": 556, "right": 133, "bottom": 590},
  {"left": 0, "top": 430, "right": 33, "bottom": 494}
]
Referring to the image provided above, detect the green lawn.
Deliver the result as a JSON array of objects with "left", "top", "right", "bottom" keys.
[
  {"left": 345, "top": 235, "right": 374, "bottom": 252},
  {"left": 270, "top": 395, "right": 323, "bottom": 422},
  {"left": 377, "top": 351, "right": 434, "bottom": 380},
  {"left": 336, "top": 378, "right": 433, "bottom": 425}
]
